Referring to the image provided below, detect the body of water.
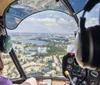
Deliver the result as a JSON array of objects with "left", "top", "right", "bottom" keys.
[{"left": 19, "top": 39, "right": 48, "bottom": 45}]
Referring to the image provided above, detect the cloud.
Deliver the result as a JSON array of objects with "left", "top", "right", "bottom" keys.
[
  {"left": 93, "top": 3, "right": 100, "bottom": 12},
  {"left": 86, "top": 17, "right": 99, "bottom": 27},
  {"left": 26, "top": 17, "right": 56, "bottom": 23},
  {"left": 9, "top": 16, "right": 77, "bottom": 33},
  {"left": 58, "top": 18, "right": 68, "bottom": 24},
  {"left": 94, "top": 7, "right": 99, "bottom": 12}
]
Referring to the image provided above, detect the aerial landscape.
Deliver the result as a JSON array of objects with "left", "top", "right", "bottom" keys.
[{"left": 2, "top": 33, "right": 74, "bottom": 79}]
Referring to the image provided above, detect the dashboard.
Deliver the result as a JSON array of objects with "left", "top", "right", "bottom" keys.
[{"left": 62, "top": 53, "right": 100, "bottom": 85}]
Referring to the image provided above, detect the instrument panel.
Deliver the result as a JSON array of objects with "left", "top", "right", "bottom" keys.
[{"left": 62, "top": 53, "right": 100, "bottom": 85}]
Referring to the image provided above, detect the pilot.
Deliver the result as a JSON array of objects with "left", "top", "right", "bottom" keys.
[{"left": 0, "top": 51, "right": 47, "bottom": 85}]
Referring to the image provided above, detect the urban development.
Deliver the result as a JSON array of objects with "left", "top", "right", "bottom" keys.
[{"left": 2, "top": 33, "right": 74, "bottom": 79}]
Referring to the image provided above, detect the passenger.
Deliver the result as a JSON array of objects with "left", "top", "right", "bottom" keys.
[{"left": 0, "top": 52, "right": 47, "bottom": 85}]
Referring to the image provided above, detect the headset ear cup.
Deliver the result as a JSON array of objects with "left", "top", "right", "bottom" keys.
[
  {"left": 80, "top": 17, "right": 90, "bottom": 63},
  {"left": 75, "top": 32, "right": 89, "bottom": 68},
  {"left": 0, "top": 35, "right": 5, "bottom": 52},
  {"left": 81, "top": 30, "right": 90, "bottom": 63},
  {"left": 0, "top": 35, "right": 12, "bottom": 53},
  {"left": 75, "top": 25, "right": 100, "bottom": 70},
  {"left": 75, "top": 33, "right": 84, "bottom": 68},
  {"left": 88, "top": 25, "right": 100, "bottom": 68},
  {"left": 3, "top": 35, "right": 12, "bottom": 53}
]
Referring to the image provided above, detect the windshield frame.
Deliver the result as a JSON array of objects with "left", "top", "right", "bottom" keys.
[
  {"left": 3, "top": 0, "right": 79, "bottom": 30},
  {"left": 61, "top": 0, "right": 79, "bottom": 24}
]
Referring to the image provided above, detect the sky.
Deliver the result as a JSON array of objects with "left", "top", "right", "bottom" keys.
[
  {"left": 85, "top": 4, "right": 100, "bottom": 27},
  {"left": 7, "top": 2, "right": 100, "bottom": 34},
  {"left": 7, "top": 11, "right": 77, "bottom": 34},
  {"left": 77, "top": 3, "right": 100, "bottom": 28}
]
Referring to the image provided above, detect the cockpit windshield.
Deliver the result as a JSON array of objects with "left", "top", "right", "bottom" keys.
[{"left": 6, "top": 10, "right": 77, "bottom": 78}]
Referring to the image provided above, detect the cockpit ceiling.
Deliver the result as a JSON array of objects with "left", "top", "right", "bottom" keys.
[{"left": 0, "top": 0, "right": 15, "bottom": 16}]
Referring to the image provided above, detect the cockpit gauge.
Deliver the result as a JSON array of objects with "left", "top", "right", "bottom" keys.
[
  {"left": 91, "top": 71, "right": 99, "bottom": 78},
  {"left": 67, "top": 58, "right": 74, "bottom": 64},
  {"left": 81, "top": 69, "right": 86, "bottom": 76},
  {"left": 66, "top": 65, "right": 72, "bottom": 71}
]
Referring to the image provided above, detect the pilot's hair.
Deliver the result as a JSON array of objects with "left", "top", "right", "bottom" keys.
[
  {"left": 0, "top": 28, "right": 3, "bottom": 72},
  {"left": 0, "top": 53, "right": 3, "bottom": 72},
  {"left": 0, "top": 28, "right": 2, "bottom": 35}
]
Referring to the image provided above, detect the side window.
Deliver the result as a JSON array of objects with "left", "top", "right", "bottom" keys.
[
  {"left": 2, "top": 54, "right": 20, "bottom": 79},
  {"left": 8, "top": 11, "right": 77, "bottom": 77},
  {"left": 77, "top": 3, "right": 100, "bottom": 28}
]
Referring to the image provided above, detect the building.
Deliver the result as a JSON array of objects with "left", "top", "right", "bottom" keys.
[
  {"left": 37, "top": 47, "right": 47, "bottom": 54},
  {"left": 67, "top": 45, "right": 74, "bottom": 52}
]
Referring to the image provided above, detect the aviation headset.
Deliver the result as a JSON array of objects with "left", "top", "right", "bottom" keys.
[
  {"left": 0, "top": 35, "right": 12, "bottom": 53},
  {"left": 0, "top": 16, "right": 12, "bottom": 53},
  {"left": 75, "top": 1, "right": 100, "bottom": 70}
]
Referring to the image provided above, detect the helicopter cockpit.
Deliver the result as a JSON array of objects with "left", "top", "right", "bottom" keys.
[{"left": 0, "top": 0, "right": 100, "bottom": 85}]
